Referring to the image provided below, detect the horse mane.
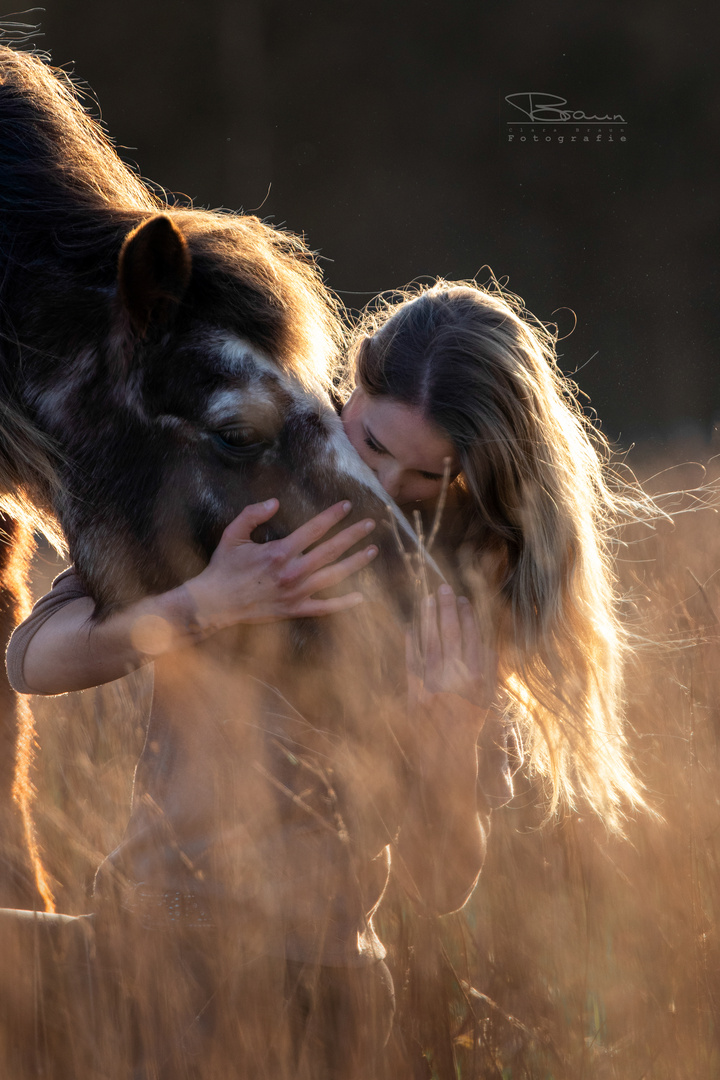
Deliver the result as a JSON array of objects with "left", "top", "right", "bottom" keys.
[
  {"left": 0, "top": 47, "right": 151, "bottom": 541},
  {"left": 0, "top": 45, "right": 160, "bottom": 217}
]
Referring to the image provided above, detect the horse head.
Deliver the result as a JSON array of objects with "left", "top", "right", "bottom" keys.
[{"left": 33, "top": 212, "right": 432, "bottom": 619}]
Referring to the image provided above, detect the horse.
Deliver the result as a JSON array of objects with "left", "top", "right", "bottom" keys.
[{"left": 0, "top": 45, "right": 437, "bottom": 1077}]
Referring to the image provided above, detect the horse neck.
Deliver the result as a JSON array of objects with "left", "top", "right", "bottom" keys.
[
  {"left": 0, "top": 46, "right": 159, "bottom": 301},
  {"left": 0, "top": 52, "right": 157, "bottom": 514},
  {"left": 0, "top": 514, "right": 49, "bottom": 909}
]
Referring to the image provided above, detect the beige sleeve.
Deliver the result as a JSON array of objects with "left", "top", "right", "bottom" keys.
[{"left": 5, "top": 568, "right": 90, "bottom": 694}]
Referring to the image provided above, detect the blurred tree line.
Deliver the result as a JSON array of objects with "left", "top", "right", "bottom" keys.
[{"left": 33, "top": 0, "right": 720, "bottom": 445}]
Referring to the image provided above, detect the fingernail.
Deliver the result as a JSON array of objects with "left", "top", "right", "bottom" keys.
[
  {"left": 342, "top": 501, "right": 352, "bottom": 513},
  {"left": 438, "top": 584, "right": 453, "bottom": 597},
  {"left": 458, "top": 595, "right": 470, "bottom": 605},
  {"left": 425, "top": 594, "right": 435, "bottom": 607},
  {"left": 364, "top": 519, "right": 375, "bottom": 532},
  {"left": 366, "top": 545, "right": 378, "bottom": 558},
  {"left": 264, "top": 498, "right": 277, "bottom": 510}
]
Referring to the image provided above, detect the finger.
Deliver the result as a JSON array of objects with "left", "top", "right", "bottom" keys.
[
  {"left": 302, "top": 545, "right": 378, "bottom": 593},
  {"left": 298, "top": 518, "right": 376, "bottom": 576},
  {"left": 221, "top": 499, "right": 279, "bottom": 544},
  {"left": 294, "top": 591, "right": 365, "bottom": 617},
  {"left": 457, "top": 596, "right": 480, "bottom": 673},
  {"left": 437, "top": 584, "right": 462, "bottom": 663},
  {"left": 283, "top": 500, "right": 354, "bottom": 557}
]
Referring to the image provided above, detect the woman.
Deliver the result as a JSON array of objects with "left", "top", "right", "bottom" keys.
[
  {"left": 343, "top": 280, "right": 643, "bottom": 824},
  {"left": 6, "top": 278, "right": 642, "bottom": 1076}
]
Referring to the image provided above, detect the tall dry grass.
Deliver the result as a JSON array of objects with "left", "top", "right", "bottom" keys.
[{"left": 2, "top": 452, "right": 720, "bottom": 1078}]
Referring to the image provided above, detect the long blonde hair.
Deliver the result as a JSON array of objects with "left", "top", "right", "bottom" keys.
[{"left": 347, "top": 278, "right": 648, "bottom": 828}]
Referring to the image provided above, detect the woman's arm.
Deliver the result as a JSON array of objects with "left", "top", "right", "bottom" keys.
[
  {"left": 393, "top": 586, "right": 496, "bottom": 915},
  {"left": 14, "top": 498, "right": 378, "bottom": 696}
]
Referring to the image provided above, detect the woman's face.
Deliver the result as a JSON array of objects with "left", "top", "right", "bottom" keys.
[{"left": 341, "top": 387, "right": 459, "bottom": 508}]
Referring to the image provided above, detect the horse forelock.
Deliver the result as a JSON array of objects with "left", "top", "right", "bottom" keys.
[{"left": 176, "top": 215, "right": 339, "bottom": 394}]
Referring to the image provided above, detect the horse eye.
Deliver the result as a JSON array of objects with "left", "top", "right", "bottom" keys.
[
  {"left": 212, "top": 428, "right": 269, "bottom": 458},
  {"left": 216, "top": 427, "right": 257, "bottom": 447}
]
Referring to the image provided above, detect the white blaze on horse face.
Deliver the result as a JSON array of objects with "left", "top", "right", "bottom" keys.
[{"left": 324, "top": 411, "right": 391, "bottom": 499}]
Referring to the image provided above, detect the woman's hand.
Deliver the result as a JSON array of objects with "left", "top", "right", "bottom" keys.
[
  {"left": 183, "top": 497, "right": 378, "bottom": 632},
  {"left": 407, "top": 584, "right": 497, "bottom": 711},
  {"left": 16, "top": 498, "right": 376, "bottom": 696},
  {"left": 397, "top": 585, "right": 497, "bottom": 913}
]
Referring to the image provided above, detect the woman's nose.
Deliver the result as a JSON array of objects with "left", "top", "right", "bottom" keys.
[{"left": 376, "top": 461, "right": 402, "bottom": 500}]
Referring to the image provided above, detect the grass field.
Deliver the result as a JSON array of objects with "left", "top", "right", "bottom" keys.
[{"left": 5, "top": 452, "right": 720, "bottom": 1078}]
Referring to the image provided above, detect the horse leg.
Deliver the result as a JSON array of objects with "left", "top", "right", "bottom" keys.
[
  {"left": 0, "top": 908, "right": 97, "bottom": 1077},
  {"left": 0, "top": 514, "right": 54, "bottom": 911}
]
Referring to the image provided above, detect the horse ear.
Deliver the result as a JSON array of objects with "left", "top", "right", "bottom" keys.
[{"left": 118, "top": 215, "right": 192, "bottom": 336}]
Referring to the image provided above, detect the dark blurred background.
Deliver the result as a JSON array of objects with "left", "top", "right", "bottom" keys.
[{"left": 18, "top": 0, "right": 720, "bottom": 449}]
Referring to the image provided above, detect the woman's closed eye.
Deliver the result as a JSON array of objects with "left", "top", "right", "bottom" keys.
[
  {"left": 363, "top": 429, "right": 387, "bottom": 456},
  {"left": 364, "top": 426, "right": 444, "bottom": 482}
]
